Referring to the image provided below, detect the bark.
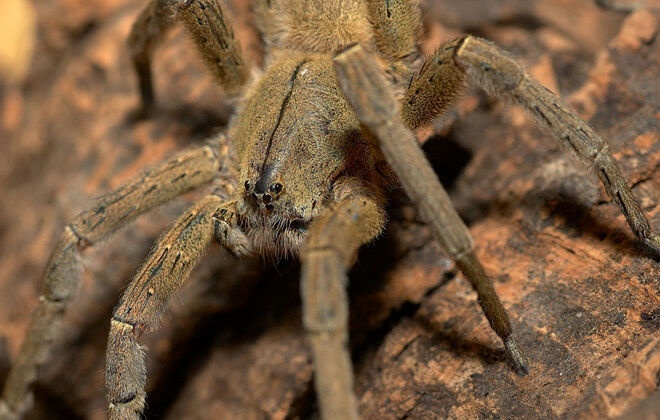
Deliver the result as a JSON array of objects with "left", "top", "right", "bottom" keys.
[{"left": 0, "top": 1, "right": 657, "bottom": 419}]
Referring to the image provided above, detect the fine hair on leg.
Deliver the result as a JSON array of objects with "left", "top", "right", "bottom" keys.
[
  {"left": 0, "top": 144, "right": 222, "bottom": 420},
  {"left": 301, "top": 182, "right": 385, "bottom": 420},
  {"left": 452, "top": 35, "right": 659, "bottom": 254},
  {"left": 105, "top": 195, "right": 230, "bottom": 419},
  {"left": 333, "top": 44, "right": 529, "bottom": 374},
  {"left": 177, "top": 0, "right": 249, "bottom": 94}
]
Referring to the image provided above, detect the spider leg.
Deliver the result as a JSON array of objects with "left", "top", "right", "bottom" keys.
[
  {"left": 105, "top": 194, "right": 243, "bottom": 419},
  {"left": 365, "top": 0, "right": 420, "bottom": 63},
  {"left": 251, "top": 0, "right": 279, "bottom": 48},
  {"left": 128, "top": 0, "right": 175, "bottom": 114},
  {"left": 401, "top": 35, "right": 659, "bottom": 254},
  {"left": 401, "top": 38, "right": 466, "bottom": 129},
  {"left": 0, "top": 144, "right": 223, "bottom": 420},
  {"left": 334, "top": 45, "right": 529, "bottom": 375},
  {"left": 301, "top": 186, "right": 385, "bottom": 420},
  {"left": 130, "top": 0, "right": 249, "bottom": 114},
  {"left": 452, "top": 36, "right": 659, "bottom": 254},
  {"left": 177, "top": 0, "right": 249, "bottom": 93}
]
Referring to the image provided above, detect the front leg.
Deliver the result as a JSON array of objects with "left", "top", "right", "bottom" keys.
[
  {"left": 334, "top": 45, "right": 529, "bottom": 374},
  {"left": 301, "top": 186, "right": 385, "bottom": 420},
  {"left": 455, "top": 36, "right": 659, "bottom": 254},
  {"left": 177, "top": 0, "right": 249, "bottom": 94},
  {"left": 0, "top": 144, "right": 221, "bottom": 420},
  {"left": 106, "top": 195, "right": 226, "bottom": 418}
]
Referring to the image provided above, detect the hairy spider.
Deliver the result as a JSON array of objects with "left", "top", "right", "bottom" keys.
[{"left": 1, "top": 0, "right": 658, "bottom": 419}]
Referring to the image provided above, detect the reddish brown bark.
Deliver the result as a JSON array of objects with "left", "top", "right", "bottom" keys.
[{"left": 0, "top": 1, "right": 657, "bottom": 419}]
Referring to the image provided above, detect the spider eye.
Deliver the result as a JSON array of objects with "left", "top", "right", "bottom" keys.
[{"left": 270, "top": 182, "right": 283, "bottom": 194}]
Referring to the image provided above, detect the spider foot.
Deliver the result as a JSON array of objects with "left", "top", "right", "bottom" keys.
[{"left": 504, "top": 336, "right": 529, "bottom": 376}]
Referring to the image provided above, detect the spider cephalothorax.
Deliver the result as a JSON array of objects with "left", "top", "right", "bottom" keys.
[
  {"left": 230, "top": 51, "right": 387, "bottom": 256},
  {"left": 1, "top": 1, "right": 658, "bottom": 420}
]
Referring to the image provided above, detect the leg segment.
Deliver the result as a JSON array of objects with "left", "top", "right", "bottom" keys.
[
  {"left": 334, "top": 45, "right": 529, "bottom": 374},
  {"left": 128, "top": 0, "right": 176, "bottom": 113},
  {"left": 129, "top": 0, "right": 249, "bottom": 113},
  {"left": 213, "top": 200, "right": 252, "bottom": 257},
  {"left": 301, "top": 186, "right": 385, "bottom": 420},
  {"left": 0, "top": 145, "right": 221, "bottom": 420},
  {"left": 177, "top": 0, "right": 249, "bottom": 95},
  {"left": 106, "top": 195, "right": 227, "bottom": 419},
  {"left": 365, "top": 0, "right": 421, "bottom": 62},
  {"left": 400, "top": 35, "right": 659, "bottom": 254},
  {"left": 401, "top": 38, "right": 466, "bottom": 129},
  {"left": 453, "top": 36, "right": 660, "bottom": 254}
]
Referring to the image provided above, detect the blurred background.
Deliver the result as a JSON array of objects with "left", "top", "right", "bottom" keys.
[{"left": 0, "top": 0, "right": 658, "bottom": 418}]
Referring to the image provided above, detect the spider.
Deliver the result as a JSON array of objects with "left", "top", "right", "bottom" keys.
[{"left": 1, "top": 0, "right": 658, "bottom": 419}]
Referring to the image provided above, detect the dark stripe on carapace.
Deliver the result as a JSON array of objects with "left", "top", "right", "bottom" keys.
[{"left": 255, "top": 60, "right": 309, "bottom": 193}]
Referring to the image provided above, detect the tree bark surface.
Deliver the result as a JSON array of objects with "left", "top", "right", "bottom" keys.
[{"left": 0, "top": 1, "right": 657, "bottom": 419}]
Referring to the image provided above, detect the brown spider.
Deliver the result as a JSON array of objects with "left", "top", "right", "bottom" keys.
[{"left": 1, "top": 0, "right": 658, "bottom": 419}]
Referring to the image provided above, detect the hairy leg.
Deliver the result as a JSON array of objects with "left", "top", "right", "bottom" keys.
[
  {"left": 453, "top": 36, "right": 660, "bottom": 254},
  {"left": 177, "top": 0, "right": 249, "bottom": 93},
  {"left": 365, "top": 0, "right": 421, "bottom": 81},
  {"left": 129, "top": 0, "right": 249, "bottom": 113},
  {"left": 400, "top": 35, "right": 659, "bottom": 253},
  {"left": 105, "top": 194, "right": 245, "bottom": 419},
  {"left": 334, "top": 45, "right": 529, "bottom": 374},
  {"left": 400, "top": 38, "right": 466, "bottom": 129},
  {"left": 0, "top": 144, "right": 222, "bottom": 420},
  {"left": 365, "top": 0, "right": 420, "bottom": 61},
  {"left": 301, "top": 184, "right": 385, "bottom": 420},
  {"left": 251, "top": 0, "right": 282, "bottom": 49}
]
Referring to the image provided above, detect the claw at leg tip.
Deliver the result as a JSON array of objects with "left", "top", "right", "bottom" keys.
[{"left": 504, "top": 336, "right": 529, "bottom": 376}]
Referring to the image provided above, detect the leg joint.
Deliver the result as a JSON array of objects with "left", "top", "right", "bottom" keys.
[
  {"left": 110, "top": 316, "right": 142, "bottom": 337},
  {"left": 593, "top": 144, "right": 611, "bottom": 166},
  {"left": 454, "top": 35, "right": 525, "bottom": 93},
  {"left": 449, "top": 243, "right": 475, "bottom": 263}
]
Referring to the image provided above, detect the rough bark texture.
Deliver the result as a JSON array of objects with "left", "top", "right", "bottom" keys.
[{"left": 0, "top": 1, "right": 657, "bottom": 419}]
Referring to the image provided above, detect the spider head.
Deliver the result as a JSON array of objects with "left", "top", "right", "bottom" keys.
[
  {"left": 230, "top": 53, "right": 367, "bottom": 256},
  {"left": 236, "top": 162, "right": 319, "bottom": 256}
]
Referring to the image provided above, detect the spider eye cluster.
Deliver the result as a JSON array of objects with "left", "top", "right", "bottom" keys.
[{"left": 244, "top": 179, "right": 286, "bottom": 211}]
